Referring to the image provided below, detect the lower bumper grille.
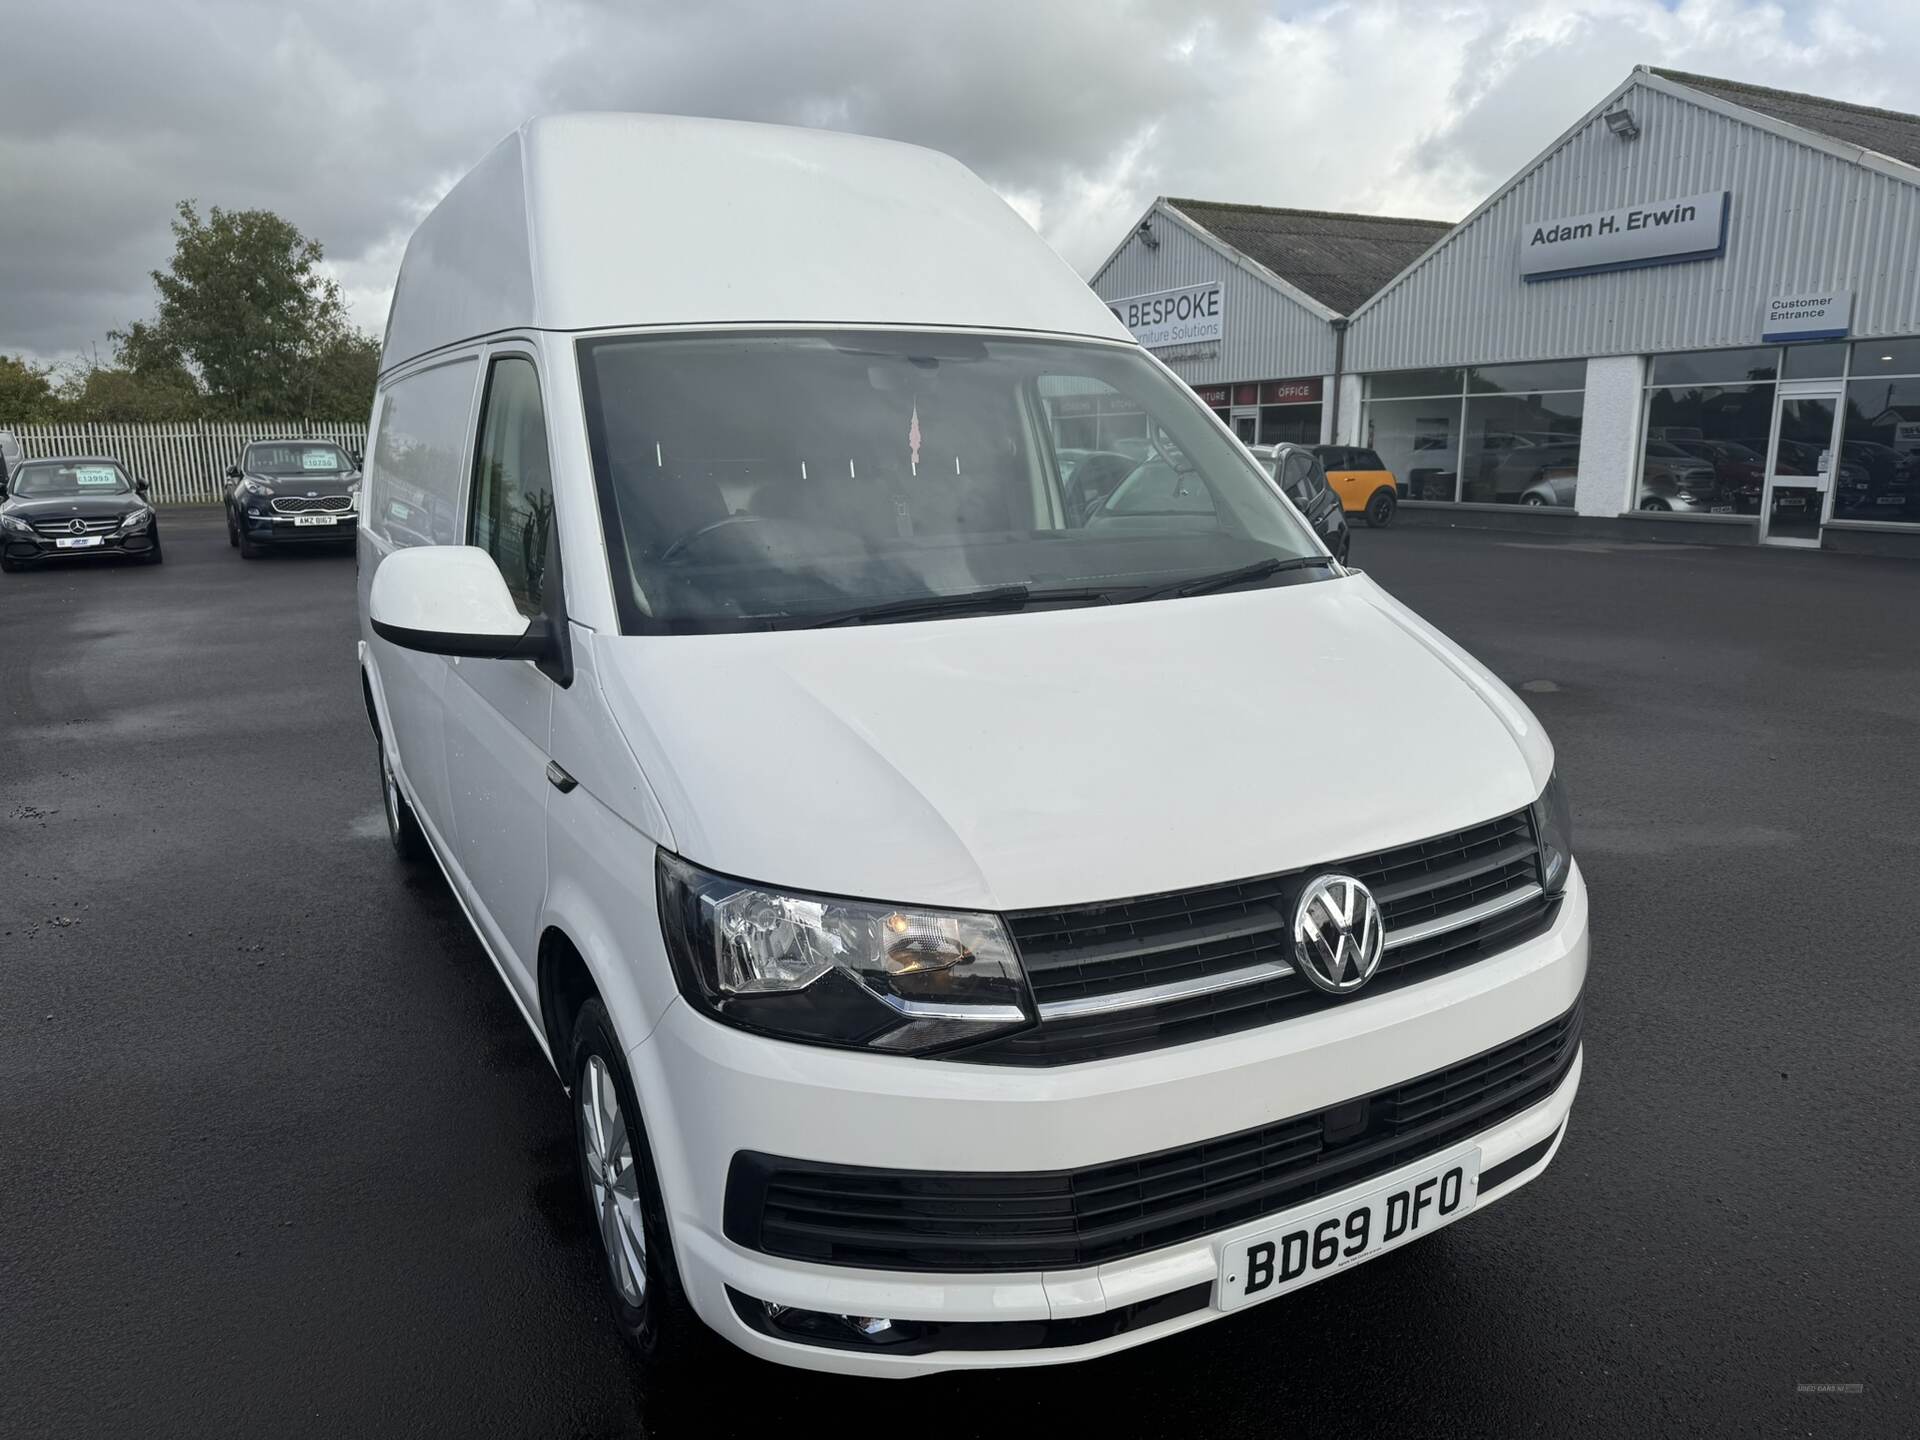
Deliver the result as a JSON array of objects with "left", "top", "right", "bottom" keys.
[{"left": 726, "top": 997, "right": 1583, "bottom": 1274}]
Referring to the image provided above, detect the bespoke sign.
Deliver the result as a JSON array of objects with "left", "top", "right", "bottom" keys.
[
  {"left": 1519, "top": 190, "right": 1729, "bottom": 282},
  {"left": 1109, "top": 282, "right": 1225, "bottom": 348},
  {"left": 1762, "top": 290, "right": 1852, "bottom": 343}
]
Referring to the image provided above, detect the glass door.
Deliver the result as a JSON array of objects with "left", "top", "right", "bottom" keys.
[{"left": 1761, "top": 382, "right": 1843, "bottom": 546}]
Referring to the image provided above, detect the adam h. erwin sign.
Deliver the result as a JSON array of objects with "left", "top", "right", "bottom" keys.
[
  {"left": 1519, "top": 190, "right": 1729, "bottom": 282},
  {"left": 1109, "top": 282, "right": 1225, "bottom": 348}
]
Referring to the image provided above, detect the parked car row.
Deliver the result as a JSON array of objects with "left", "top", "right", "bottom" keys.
[{"left": 0, "top": 438, "right": 362, "bottom": 576}]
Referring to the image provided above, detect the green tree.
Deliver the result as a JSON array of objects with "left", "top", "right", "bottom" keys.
[
  {"left": 0, "top": 354, "right": 59, "bottom": 423},
  {"left": 58, "top": 364, "right": 202, "bottom": 423},
  {"left": 113, "top": 200, "right": 378, "bottom": 419}
]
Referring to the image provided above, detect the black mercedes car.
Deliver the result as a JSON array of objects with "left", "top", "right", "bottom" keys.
[
  {"left": 224, "top": 440, "right": 363, "bottom": 557},
  {"left": 0, "top": 456, "right": 161, "bottom": 572}
]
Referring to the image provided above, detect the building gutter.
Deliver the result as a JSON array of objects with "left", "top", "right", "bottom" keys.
[{"left": 1328, "top": 317, "right": 1349, "bottom": 440}]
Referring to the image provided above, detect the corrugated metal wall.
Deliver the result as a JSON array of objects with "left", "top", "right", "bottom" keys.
[
  {"left": 1348, "top": 80, "right": 1920, "bottom": 372},
  {"left": 1092, "top": 204, "right": 1337, "bottom": 384}
]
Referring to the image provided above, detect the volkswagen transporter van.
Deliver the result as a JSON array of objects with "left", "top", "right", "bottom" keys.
[{"left": 357, "top": 114, "right": 1586, "bottom": 1378}]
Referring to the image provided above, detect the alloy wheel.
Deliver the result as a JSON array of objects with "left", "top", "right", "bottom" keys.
[{"left": 580, "top": 1055, "right": 648, "bottom": 1305}]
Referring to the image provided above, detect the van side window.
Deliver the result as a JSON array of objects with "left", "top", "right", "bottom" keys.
[
  {"left": 1354, "top": 448, "right": 1385, "bottom": 471},
  {"left": 469, "top": 356, "right": 555, "bottom": 617},
  {"left": 368, "top": 358, "right": 478, "bottom": 549}
]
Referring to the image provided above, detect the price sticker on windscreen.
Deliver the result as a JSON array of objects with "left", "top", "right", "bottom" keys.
[
  {"left": 75, "top": 466, "right": 119, "bottom": 486},
  {"left": 302, "top": 450, "right": 337, "bottom": 470}
]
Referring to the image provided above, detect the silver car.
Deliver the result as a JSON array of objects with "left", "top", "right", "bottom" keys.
[{"left": 1637, "top": 441, "right": 1727, "bottom": 512}]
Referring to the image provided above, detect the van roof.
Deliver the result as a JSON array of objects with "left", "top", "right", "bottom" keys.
[{"left": 381, "top": 113, "right": 1130, "bottom": 371}]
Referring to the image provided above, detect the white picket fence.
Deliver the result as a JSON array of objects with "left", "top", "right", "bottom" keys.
[{"left": 2, "top": 420, "right": 369, "bottom": 505}]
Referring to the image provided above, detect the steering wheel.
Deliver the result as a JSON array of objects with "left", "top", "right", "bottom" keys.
[{"left": 659, "top": 513, "right": 773, "bottom": 563}]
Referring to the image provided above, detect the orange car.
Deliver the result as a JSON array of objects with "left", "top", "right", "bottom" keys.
[{"left": 1312, "top": 446, "right": 1400, "bottom": 527}]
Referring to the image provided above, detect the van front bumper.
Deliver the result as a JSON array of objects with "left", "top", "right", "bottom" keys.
[{"left": 631, "top": 864, "right": 1588, "bottom": 1377}]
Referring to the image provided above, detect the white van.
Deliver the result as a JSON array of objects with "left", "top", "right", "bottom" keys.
[{"left": 359, "top": 114, "right": 1586, "bottom": 1378}]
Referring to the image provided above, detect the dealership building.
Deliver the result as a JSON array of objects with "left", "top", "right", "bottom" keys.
[{"left": 1093, "top": 67, "right": 1920, "bottom": 555}]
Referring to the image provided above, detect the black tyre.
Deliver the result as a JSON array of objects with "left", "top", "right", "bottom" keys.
[
  {"left": 377, "top": 737, "right": 428, "bottom": 862},
  {"left": 0, "top": 555, "right": 18, "bottom": 574},
  {"left": 1520, "top": 493, "right": 1549, "bottom": 507},
  {"left": 1640, "top": 497, "right": 1671, "bottom": 512},
  {"left": 238, "top": 525, "right": 263, "bottom": 558},
  {"left": 1364, "top": 488, "right": 1397, "bottom": 529},
  {"left": 569, "top": 998, "right": 707, "bottom": 1364},
  {"left": 227, "top": 510, "right": 239, "bottom": 547},
  {"left": 143, "top": 536, "right": 164, "bottom": 565}
]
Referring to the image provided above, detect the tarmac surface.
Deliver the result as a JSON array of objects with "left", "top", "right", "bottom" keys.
[{"left": 2, "top": 509, "right": 1914, "bottom": 1437}]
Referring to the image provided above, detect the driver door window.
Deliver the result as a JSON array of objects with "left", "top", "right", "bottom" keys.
[{"left": 469, "top": 355, "right": 555, "bottom": 616}]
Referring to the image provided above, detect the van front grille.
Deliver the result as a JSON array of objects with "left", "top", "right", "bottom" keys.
[{"left": 959, "top": 808, "right": 1554, "bottom": 1065}]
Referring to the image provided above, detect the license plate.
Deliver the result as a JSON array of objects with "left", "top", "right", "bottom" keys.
[
  {"left": 54, "top": 536, "right": 104, "bottom": 549},
  {"left": 1216, "top": 1146, "right": 1480, "bottom": 1312},
  {"left": 1777, "top": 497, "right": 1805, "bottom": 508},
  {"left": 292, "top": 514, "right": 337, "bottom": 526},
  {"left": 1877, "top": 495, "right": 1904, "bottom": 505},
  {"left": 1710, "top": 505, "right": 1733, "bottom": 514}
]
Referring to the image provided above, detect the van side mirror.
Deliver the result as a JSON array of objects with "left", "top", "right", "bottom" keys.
[
  {"left": 369, "top": 546, "right": 556, "bottom": 662},
  {"left": 227, "top": 465, "right": 243, "bottom": 480}
]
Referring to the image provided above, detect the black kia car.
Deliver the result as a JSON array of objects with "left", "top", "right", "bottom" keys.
[
  {"left": 224, "top": 440, "right": 363, "bottom": 557},
  {"left": 0, "top": 456, "right": 160, "bottom": 572}
]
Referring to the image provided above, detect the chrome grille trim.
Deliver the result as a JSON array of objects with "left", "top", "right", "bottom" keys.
[
  {"left": 1033, "top": 882, "right": 1548, "bottom": 1019},
  {"left": 31, "top": 517, "right": 120, "bottom": 535},
  {"left": 1036, "top": 959, "right": 1297, "bottom": 1020},
  {"left": 1383, "top": 883, "right": 1545, "bottom": 952}
]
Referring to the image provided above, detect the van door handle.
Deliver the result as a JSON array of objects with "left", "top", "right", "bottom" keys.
[{"left": 545, "top": 761, "right": 577, "bottom": 794}]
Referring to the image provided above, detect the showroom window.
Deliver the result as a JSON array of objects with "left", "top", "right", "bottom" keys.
[
  {"left": 1361, "top": 362, "right": 1585, "bottom": 505},
  {"left": 1838, "top": 340, "right": 1920, "bottom": 525},
  {"left": 1638, "top": 350, "right": 1776, "bottom": 515}
]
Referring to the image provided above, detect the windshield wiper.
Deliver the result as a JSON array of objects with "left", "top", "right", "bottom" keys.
[
  {"left": 1126, "top": 555, "right": 1334, "bottom": 604},
  {"left": 776, "top": 583, "right": 1111, "bottom": 630}
]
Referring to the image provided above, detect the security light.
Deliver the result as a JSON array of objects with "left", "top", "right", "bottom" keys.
[
  {"left": 1137, "top": 219, "right": 1160, "bottom": 250},
  {"left": 1603, "top": 106, "right": 1640, "bottom": 140}
]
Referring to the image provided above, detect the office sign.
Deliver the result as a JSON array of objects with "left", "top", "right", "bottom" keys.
[
  {"left": 1109, "top": 282, "right": 1225, "bottom": 348},
  {"left": 1520, "top": 190, "right": 1729, "bottom": 281},
  {"left": 1261, "top": 377, "right": 1322, "bottom": 405},
  {"left": 1762, "top": 290, "right": 1851, "bottom": 342}
]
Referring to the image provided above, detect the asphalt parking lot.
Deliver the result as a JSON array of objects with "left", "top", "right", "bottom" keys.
[{"left": 3, "top": 509, "right": 1915, "bottom": 1438}]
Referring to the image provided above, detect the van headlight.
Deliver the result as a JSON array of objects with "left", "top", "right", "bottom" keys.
[
  {"left": 656, "top": 852, "right": 1034, "bottom": 1055},
  {"left": 1533, "top": 771, "right": 1574, "bottom": 894}
]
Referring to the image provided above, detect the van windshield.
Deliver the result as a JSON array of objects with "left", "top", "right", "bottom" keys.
[{"left": 577, "top": 332, "right": 1329, "bottom": 632}]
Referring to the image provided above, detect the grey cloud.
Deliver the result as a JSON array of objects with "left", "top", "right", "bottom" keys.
[{"left": 3, "top": 0, "right": 1918, "bottom": 365}]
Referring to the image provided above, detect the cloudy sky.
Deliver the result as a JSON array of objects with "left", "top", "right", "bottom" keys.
[{"left": 3, "top": 0, "right": 1916, "bottom": 365}]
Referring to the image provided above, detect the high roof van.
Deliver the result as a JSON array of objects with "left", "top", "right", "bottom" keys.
[{"left": 358, "top": 113, "right": 1586, "bottom": 1378}]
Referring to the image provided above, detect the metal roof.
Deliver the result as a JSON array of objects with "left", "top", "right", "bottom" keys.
[
  {"left": 1651, "top": 69, "right": 1920, "bottom": 172},
  {"left": 1160, "top": 201, "right": 1455, "bottom": 316}
]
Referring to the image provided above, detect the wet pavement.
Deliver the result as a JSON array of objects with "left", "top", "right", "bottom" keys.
[{"left": 2, "top": 510, "right": 1913, "bottom": 1437}]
